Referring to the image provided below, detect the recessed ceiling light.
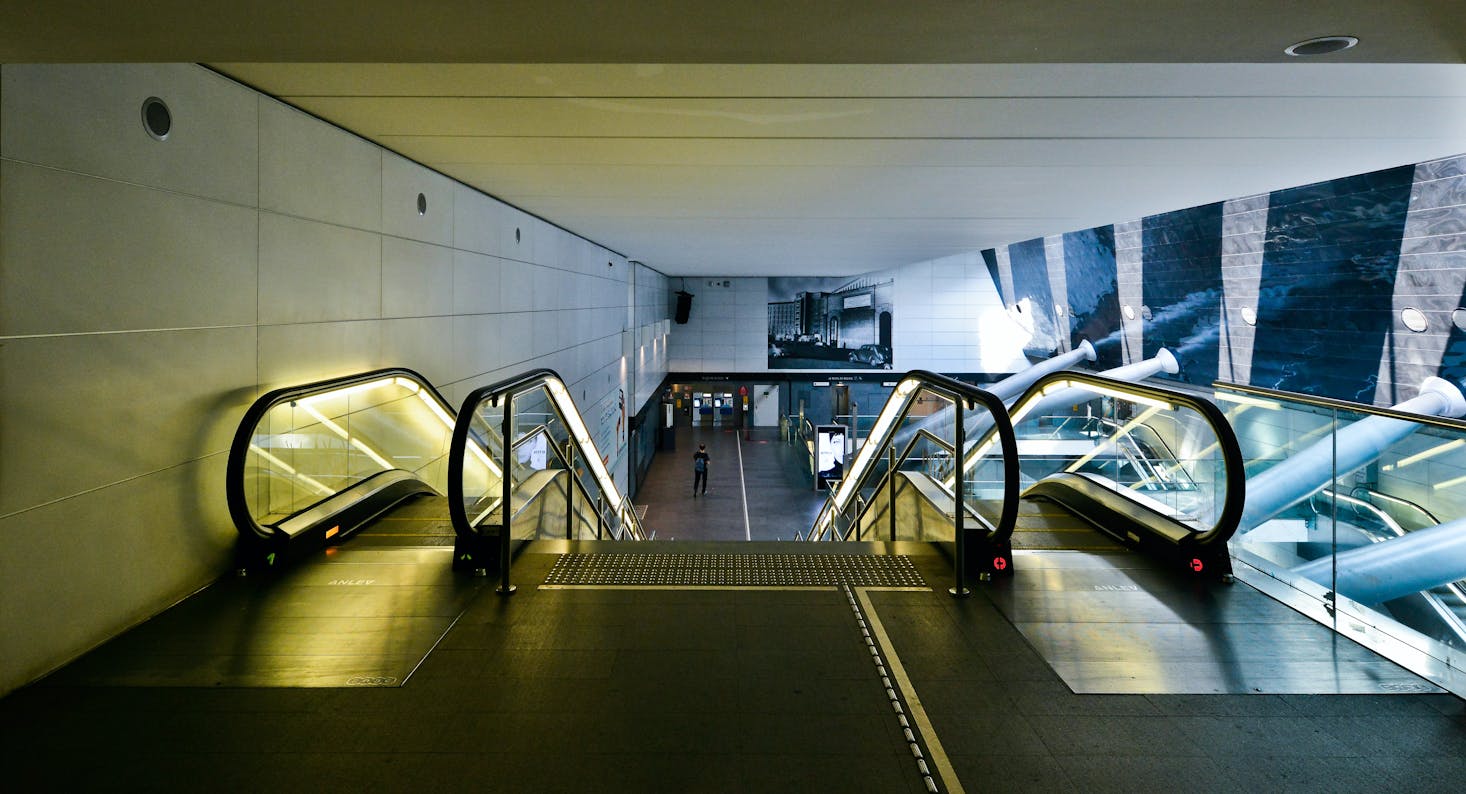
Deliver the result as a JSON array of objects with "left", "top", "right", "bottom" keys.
[{"left": 1284, "top": 35, "right": 1359, "bottom": 56}]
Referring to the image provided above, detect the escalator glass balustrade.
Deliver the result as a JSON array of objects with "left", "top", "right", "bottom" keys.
[
  {"left": 811, "top": 368, "right": 1245, "bottom": 581},
  {"left": 227, "top": 368, "right": 476, "bottom": 570},
  {"left": 1221, "top": 379, "right": 1466, "bottom": 677},
  {"left": 448, "top": 369, "right": 645, "bottom": 580},
  {"left": 808, "top": 371, "right": 1020, "bottom": 579}
]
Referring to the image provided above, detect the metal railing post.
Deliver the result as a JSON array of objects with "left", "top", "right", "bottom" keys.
[
  {"left": 564, "top": 441, "right": 575, "bottom": 540},
  {"left": 498, "top": 393, "right": 517, "bottom": 595},
  {"left": 888, "top": 446, "right": 897, "bottom": 542},
  {"left": 950, "top": 397, "right": 970, "bottom": 598}
]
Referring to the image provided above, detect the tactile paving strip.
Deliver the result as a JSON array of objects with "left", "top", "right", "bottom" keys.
[{"left": 544, "top": 553, "right": 926, "bottom": 587}]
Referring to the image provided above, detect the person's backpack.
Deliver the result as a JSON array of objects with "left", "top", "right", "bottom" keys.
[{"left": 695, "top": 456, "right": 707, "bottom": 472}]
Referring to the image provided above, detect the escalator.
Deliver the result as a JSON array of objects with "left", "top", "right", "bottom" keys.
[
  {"left": 447, "top": 369, "right": 647, "bottom": 589},
  {"left": 810, "top": 367, "right": 1245, "bottom": 582},
  {"left": 228, "top": 368, "right": 468, "bottom": 569},
  {"left": 231, "top": 366, "right": 645, "bottom": 576},
  {"left": 47, "top": 367, "right": 643, "bottom": 688}
]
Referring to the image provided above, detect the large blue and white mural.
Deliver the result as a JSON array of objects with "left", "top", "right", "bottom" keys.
[{"left": 984, "top": 152, "right": 1466, "bottom": 409}]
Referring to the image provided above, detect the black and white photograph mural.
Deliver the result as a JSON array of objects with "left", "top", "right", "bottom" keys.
[{"left": 767, "top": 276, "right": 895, "bottom": 369}]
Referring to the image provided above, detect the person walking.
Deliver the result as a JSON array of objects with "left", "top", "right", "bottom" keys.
[{"left": 692, "top": 443, "right": 710, "bottom": 496}]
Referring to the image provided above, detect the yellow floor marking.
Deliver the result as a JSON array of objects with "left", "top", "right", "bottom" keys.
[{"left": 857, "top": 587, "right": 965, "bottom": 794}]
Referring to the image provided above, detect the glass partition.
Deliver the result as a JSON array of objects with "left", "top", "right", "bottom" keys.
[{"left": 1219, "top": 382, "right": 1466, "bottom": 692}]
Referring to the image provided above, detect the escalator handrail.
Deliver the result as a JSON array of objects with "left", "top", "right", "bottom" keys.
[
  {"left": 447, "top": 368, "right": 644, "bottom": 542},
  {"left": 226, "top": 367, "right": 454, "bottom": 542},
  {"left": 834, "top": 427, "right": 964, "bottom": 541},
  {"left": 1008, "top": 370, "right": 1247, "bottom": 549},
  {"left": 813, "top": 369, "right": 1018, "bottom": 543},
  {"left": 1215, "top": 381, "right": 1466, "bottom": 433}
]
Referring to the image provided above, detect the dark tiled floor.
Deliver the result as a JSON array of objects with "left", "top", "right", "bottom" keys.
[
  {"left": 638, "top": 426, "right": 823, "bottom": 541},
  {"left": 7, "top": 433, "right": 1466, "bottom": 791},
  {"left": 4, "top": 545, "right": 1464, "bottom": 793}
]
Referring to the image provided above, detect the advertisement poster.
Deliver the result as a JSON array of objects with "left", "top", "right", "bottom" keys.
[
  {"left": 768, "top": 275, "right": 895, "bottom": 369},
  {"left": 815, "top": 424, "right": 847, "bottom": 489}
]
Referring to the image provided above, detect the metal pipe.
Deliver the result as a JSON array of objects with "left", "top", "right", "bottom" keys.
[
  {"left": 1239, "top": 377, "right": 1466, "bottom": 531},
  {"left": 1004, "top": 348, "right": 1179, "bottom": 428},
  {"left": 987, "top": 340, "right": 1097, "bottom": 405},
  {"left": 896, "top": 346, "right": 1174, "bottom": 466},
  {"left": 1293, "top": 514, "right": 1466, "bottom": 604}
]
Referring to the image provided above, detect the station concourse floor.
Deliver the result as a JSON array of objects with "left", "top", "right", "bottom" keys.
[{"left": 3, "top": 429, "right": 1466, "bottom": 792}]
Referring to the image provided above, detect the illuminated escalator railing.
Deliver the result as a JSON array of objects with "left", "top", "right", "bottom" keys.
[
  {"left": 808, "top": 370, "right": 1019, "bottom": 591},
  {"left": 448, "top": 369, "right": 645, "bottom": 594},
  {"left": 998, "top": 370, "right": 1246, "bottom": 579},
  {"left": 227, "top": 368, "right": 467, "bottom": 570}
]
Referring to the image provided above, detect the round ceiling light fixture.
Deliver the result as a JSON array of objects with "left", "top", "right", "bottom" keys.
[{"left": 1284, "top": 35, "right": 1358, "bottom": 57}]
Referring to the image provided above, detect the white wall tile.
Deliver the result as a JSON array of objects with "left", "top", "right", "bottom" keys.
[
  {"left": 258, "top": 213, "right": 382, "bottom": 325},
  {"left": 382, "top": 237, "right": 454, "bottom": 318},
  {"left": 1, "top": 64, "right": 257, "bottom": 205},
  {"left": 259, "top": 99, "right": 381, "bottom": 230},
  {"left": 500, "top": 312, "right": 534, "bottom": 367},
  {"left": 500, "top": 207, "right": 534, "bottom": 262},
  {"left": 382, "top": 152, "right": 455, "bottom": 246},
  {"left": 0, "top": 454, "right": 235, "bottom": 693},
  {"left": 450, "top": 314, "right": 502, "bottom": 382},
  {"left": 501, "top": 260, "right": 534, "bottom": 310},
  {"left": 453, "top": 251, "right": 502, "bottom": 314},
  {"left": 0, "top": 327, "right": 255, "bottom": 516},
  {"left": 452, "top": 184, "right": 502, "bottom": 255},
  {"left": 257, "top": 319, "right": 383, "bottom": 391},
  {"left": 1, "top": 161, "right": 257, "bottom": 335},
  {"left": 381, "top": 316, "right": 454, "bottom": 386},
  {"left": 533, "top": 266, "right": 558, "bottom": 311}
]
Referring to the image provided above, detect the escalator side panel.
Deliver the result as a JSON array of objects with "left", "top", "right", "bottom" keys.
[{"left": 1024, "top": 472, "right": 1232, "bottom": 578}]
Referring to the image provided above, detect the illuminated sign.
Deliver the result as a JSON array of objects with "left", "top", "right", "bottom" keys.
[{"left": 815, "top": 425, "right": 847, "bottom": 490}]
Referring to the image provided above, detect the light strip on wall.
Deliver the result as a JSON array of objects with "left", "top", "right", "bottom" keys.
[{"left": 1383, "top": 439, "right": 1465, "bottom": 472}]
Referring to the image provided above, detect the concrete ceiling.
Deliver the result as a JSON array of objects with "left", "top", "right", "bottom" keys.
[{"left": 6, "top": 2, "right": 1466, "bottom": 277}]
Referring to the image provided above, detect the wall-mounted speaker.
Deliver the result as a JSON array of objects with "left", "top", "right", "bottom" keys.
[{"left": 674, "top": 291, "right": 694, "bottom": 324}]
